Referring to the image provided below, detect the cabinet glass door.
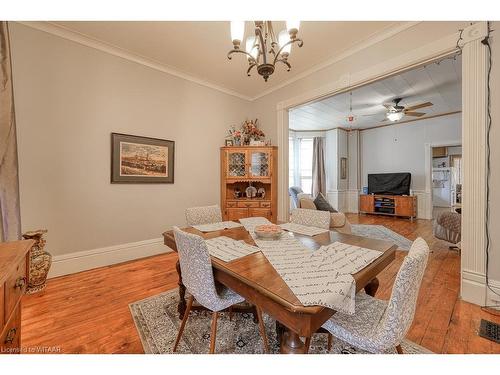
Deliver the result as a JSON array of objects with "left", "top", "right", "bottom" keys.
[
  {"left": 249, "top": 150, "right": 270, "bottom": 178},
  {"left": 227, "top": 150, "right": 247, "bottom": 178}
]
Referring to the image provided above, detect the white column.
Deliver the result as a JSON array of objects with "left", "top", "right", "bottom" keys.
[
  {"left": 277, "top": 106, "right": 289, "bottom": 222},
  {"left": 460, "top": 22, "right": 489, "bottom": 305}
]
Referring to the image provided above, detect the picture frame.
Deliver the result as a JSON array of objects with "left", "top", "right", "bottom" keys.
[
  {"left": 225, "top": 139, "right": 234, "bottom": 146},
  {"left": 111, "top": 133, "right": 175, "bottom": 183},
  {"left": 340, "top": 157, "right": 347, "bottom": 180}
]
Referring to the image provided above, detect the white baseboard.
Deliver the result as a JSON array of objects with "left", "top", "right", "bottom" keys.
[
  {"left": 461, "top": 270, "right": 500, "bottom": 308},
  {"left": 48, "top": 237, "right": 172, "bottom": 278}
]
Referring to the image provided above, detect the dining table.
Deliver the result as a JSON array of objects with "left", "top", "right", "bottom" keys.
[{"left": 162, "top": 225, "right": 397, "bottom": 354}]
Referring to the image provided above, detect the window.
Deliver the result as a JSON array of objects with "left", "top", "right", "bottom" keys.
[
  {"left": 289, "top": 134, "right": 314, "bottom": 195},
  {"left": 299, "top": 138, "right": 313, "bottom": 194}
]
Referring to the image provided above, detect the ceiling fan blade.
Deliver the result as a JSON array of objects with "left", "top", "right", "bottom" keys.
[
  {"left": 405, "top": 111, "right": 426, "bottom": 117},
  {"left": 383, "top": 103, "right": 394, "bottom": 109},
  {"left": 405, "top": 102, "right": 433, "bottom": 111}
]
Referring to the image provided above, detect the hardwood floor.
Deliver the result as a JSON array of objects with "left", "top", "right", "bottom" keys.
[{"left": 21, "top": 214, "right": 500, "bottom": 354}]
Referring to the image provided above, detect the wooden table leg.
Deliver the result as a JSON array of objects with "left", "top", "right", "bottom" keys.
[
  {"left": 280, "top": 329, "right": 307, "bottom": 354},
  {"left": 364, "top": 277, "right": 379, "bottom": 297},
  {"left": 176, "top": 260, "right": 187, "bottom": 320},
  {"left": 275, "top": 321, "right": 285, "bottom": 344}
]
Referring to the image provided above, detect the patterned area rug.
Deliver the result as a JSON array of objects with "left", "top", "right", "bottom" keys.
[
  {"left": 129, "top": 289, "right": 432, "bottom": 354},
  {"left": 351, "top": 224, "right": 412, "bottom": 251}
]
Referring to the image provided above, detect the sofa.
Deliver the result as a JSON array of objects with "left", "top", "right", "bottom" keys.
[{"left": 297, "top": 193, "right": 352, "bottom": 234}]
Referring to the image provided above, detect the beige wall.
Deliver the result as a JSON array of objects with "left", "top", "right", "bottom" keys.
[{"left": 9, "top": 23, "right": 250, "bottom": 256}]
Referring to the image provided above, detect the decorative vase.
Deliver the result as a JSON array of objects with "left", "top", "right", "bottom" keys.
[
  {"left": 22, "top": 229, "right": 52, "bottom": 294},
  {"left": 234, "top": 138, "right": 241, "bottom": 146}
]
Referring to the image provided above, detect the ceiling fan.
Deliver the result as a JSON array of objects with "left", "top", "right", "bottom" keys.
[{"left": 383, "top": 98, "right": 433, "bottom": 122}]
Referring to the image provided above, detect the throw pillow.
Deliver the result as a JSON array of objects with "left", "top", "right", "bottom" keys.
[{"left": 314, "top": 192, "right": 337, "bottom": 213}]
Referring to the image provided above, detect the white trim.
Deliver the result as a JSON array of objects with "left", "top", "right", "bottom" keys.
[
  {"left": 346, "top": 189, "right": 360, "bottom": 213},
  {"left": 326, "top": 190, "right": 347, "bottom": 212},
  {"left": 48, "top": 237, "right": 171, "bottom": 278},
  {"left": 460, "top": 21, "right": 489, "bottom": 305},
  {"left": 252, "top": 22, "right": 421, "bottom": 100},
  {"left": 16, "top": 21, "right": 253, "bottom": 101},
  {"left": 15, "top": 21, "right": 422, "bottom": 103},
  {"left": 412, "top": 190, "right": 431, "bottom": 220},
  {"left": 462, "top": 270, "right": 500, "bottom": 309}
]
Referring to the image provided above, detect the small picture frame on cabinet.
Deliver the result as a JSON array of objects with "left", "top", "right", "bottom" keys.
[{"left": 225, "top": 139, "right": 234, "bottom": 146}]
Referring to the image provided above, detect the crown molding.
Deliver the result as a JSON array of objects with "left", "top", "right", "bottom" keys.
[
  {"left": 250, "top": 21, "right": 422, "bottom": 101},
  {"left": 15, "top": 21, "right": 254, "bottom": 101},
  {"left": 17, "top": 21, "right": 421, "bottom": 103}
]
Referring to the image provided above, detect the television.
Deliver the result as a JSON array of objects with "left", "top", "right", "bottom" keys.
[{"left": 367, "top": 173, "right": 411, "bottom": 196}]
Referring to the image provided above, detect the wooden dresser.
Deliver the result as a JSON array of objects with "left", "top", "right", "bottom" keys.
[
  {"left": 0, "top": 240, "right": 33, "bottom": 354},
  {"left": 220, "top": 146, "right": 277, "bottom": 223}
]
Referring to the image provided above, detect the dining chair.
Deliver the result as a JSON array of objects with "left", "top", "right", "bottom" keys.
[
  {"left": 172, "top": 227, "right": 269, "bottom": 354},
  {"left": 290, "top": 208, "right": 331, "bottom": 229},
  {"left": 185, "top": 205, "right": 223, "bottom": 226},
  {"left": 318, "top": 237, "right": 430, "bottom": 354}
]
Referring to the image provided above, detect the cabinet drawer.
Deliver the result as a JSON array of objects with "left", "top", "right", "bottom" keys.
[
  {"left": 4, "top": 258, "right": 26, "bottom": 321},
  {"left": 0, "top": 284, "right": 4, "bottom": 332},
  {"left": 237, "top": 201, "right": 260, "bottom": 208},
  {"left": 226, "top": 208, "right": 249, "bottom": 222},
  {"left": 260, "top": 201, "right": 271, "bottom": 208},
  {"left": 226, "top": 201, "right": 238, "bottom": 208},
  {"left": 249, "top": 208, "right": 272, "bottom": 221},
  {"left": 0, "top": 303, "right": 21, "bottom": 354}
]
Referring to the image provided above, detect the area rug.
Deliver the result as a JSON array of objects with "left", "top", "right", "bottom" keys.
[
  {"left": 351, "top": 224, "right": 412, "bottom": 251},
  {"left": 129, "top": 289, "right": 432, "bottom": 354}
]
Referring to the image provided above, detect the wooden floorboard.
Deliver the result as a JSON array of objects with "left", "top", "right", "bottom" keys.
[{"left": 20, "top": 214, "right": 500, "bottom": 354}]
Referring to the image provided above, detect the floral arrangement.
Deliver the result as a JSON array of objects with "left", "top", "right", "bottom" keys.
[
  {"left": 227, "top": 119, "right": 266, "bottom": 146},
  {"left": 242, "top": 119, "right": 265, "bottom": 141}
]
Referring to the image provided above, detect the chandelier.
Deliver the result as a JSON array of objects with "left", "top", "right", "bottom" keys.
[{"left": 228, "top": 21, "right": 303, "bottom": 82}]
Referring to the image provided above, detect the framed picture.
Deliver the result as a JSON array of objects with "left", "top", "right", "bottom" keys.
[
  {"left": 111, "top": 133, "right": 174, "bottom": 183},
  {"left": 225, "top": 139, "right": 234, "bottom": 146},
  {"left": 340, "top": 157, "right": 347, "bottom": 180}
]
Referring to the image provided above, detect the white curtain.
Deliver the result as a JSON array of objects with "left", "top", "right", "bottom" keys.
[{"left": 0, "top": 22, "right": 21, "bottom": 241}]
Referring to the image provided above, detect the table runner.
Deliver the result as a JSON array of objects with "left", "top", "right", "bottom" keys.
[
  {"left": 192, "top": 221, "right": 243, "bottom": 233},
  {"left": 280, "top": 222, "right": 330, "bottom": 236},
  {"left": 239, "top": 217, "right": 382, "bottom": 314},
  {"left": 205, "top": 236, "right": 260, "bottom": 262}
]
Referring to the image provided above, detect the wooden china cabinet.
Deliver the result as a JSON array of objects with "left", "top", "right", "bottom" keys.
[{"left": 220, "top": 146, "right": 278, "bottom": 223}]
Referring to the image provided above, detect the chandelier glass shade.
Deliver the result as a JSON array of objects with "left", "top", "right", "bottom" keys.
[{"left": 228, "top": 21, "right": 303, "bottom": 82}]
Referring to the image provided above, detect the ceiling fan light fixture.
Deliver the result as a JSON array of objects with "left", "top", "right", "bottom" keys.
[{"left": 387, "top": 111, "right": 404, "bottom": 122}]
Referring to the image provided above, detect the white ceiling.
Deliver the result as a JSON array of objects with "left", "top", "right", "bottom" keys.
[
  {"left": 50, "top": 21, "right": 409, "bottom": 99},
  {"left": 289, "top": 56, "right": 462, "bottom": 131}
]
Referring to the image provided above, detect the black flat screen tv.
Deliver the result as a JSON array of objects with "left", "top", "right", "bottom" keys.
[{"left": 368, "top": 173, "right": 411, "bottom": 196}]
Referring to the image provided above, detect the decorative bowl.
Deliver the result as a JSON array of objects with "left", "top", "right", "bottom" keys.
[{"left": 254, "top": 224, "right": 283, "bottom": 240}]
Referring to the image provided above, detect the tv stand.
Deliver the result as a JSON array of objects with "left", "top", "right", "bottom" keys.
[{"left": 359, "top": 194, "right": 417, "bottom": 220}]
